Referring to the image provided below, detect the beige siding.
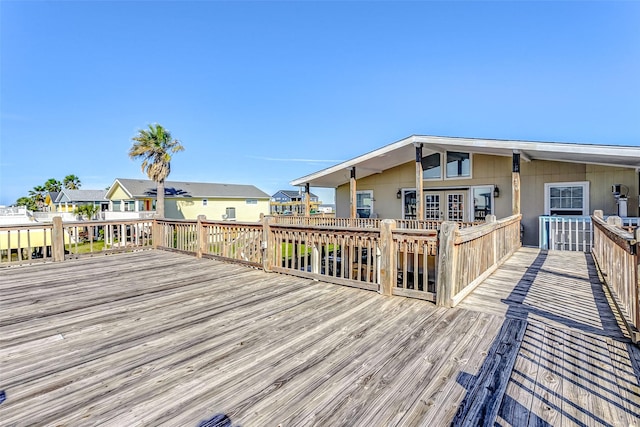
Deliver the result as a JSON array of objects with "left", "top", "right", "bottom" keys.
[
  {"left": 164, "top": 198, "right": 269, "bottom": 221},
  {"left": 586, "top": 165, "right": 638, "bottom": 217},
  {"left": 335, "top": 154, "right": 637, "bottom": 246}
]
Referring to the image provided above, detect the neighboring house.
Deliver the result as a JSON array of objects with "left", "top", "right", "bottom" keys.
[
  {"left": 318, "top": 204, "right": 335, "bottom": 214},
  {"left": 290, "top": 135, "right": 640, "bottom": 247},
  {"left": 43, "top": 192, "right": 60, "bottom": 212},
  {"left": 105, "top": 178, "right": 271, "bottom": 221},
  {"left": 51, "top": 189, "right": 109, "bottom": 213},
  {"left": 270, "top": 190, "right": 321, "bottom": 215}
]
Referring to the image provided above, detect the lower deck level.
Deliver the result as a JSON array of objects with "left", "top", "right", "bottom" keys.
[{"left": 0, "top": 248, "right": 638, "bottom": 426}]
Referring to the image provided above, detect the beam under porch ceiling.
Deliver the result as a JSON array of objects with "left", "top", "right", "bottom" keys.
[
  {"left": 415, "top": 143, "right": 424, "bottom": 220},
  {"left": 350, "top": 167, "right": 357, "bottom": 219},
  {"left": 515, "top": 149, "right": 532, "bottom": 162},
  {"left": 304, "top": 183, "right": 311, "bottom": 217}
]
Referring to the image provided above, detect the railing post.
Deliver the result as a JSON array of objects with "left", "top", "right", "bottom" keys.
[
  {"left": 636, "top": 228, "right": 640, "bottom": 340},
  {"left": 196, "top": 215, "right": 206, "bottom": 258},
  {"left": 379, "top": 219, "right": 396, "bottom": 296},
  {"left": 262, "top": 216, "right": 274, "bottom": 272},
  {"left": 52, "top": 216, "right": 65, "bottom": 262},
  {"left": 152, "top": 220, "right": 161, "bottom": 249},
  {"left": 436, "top": 221, "right": 459, "bottom": 307},
  {"left": 607, "top": 215, "right": 622, "bottom": 229},
  {"left": 486, "top": 214, "right": 497, "bottom": 266},
  {"left": 311, "top": 238, "right": 321, "bottom": 274}
]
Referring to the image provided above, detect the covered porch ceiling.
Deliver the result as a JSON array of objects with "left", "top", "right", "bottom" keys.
[{"left": 290, "top": 135, "right": 640, "bottom": 188}]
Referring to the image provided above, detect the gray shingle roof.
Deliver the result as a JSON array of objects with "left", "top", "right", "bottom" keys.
[
  {"left": 276, "top": 190, "right": 319, "bottom": 199},
  {"left": 113, "top": 178, "right": 270, "bottom": 199},
  {"left": 56, "top": 189, "right": 107, "bottom": 203}
]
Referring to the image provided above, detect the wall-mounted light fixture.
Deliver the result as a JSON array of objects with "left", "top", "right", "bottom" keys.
[
  {"left": 494, "top": 186, "right": 500, "bottom": 198},
  {"left": 397, "top": 189, "right": 402, "bottom": 199}
]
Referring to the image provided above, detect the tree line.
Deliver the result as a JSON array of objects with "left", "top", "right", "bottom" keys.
[
  {"left": 14, "top": 123, "right": 184, "bottom": 219},
  {"left": 16, "top": 175, "right": 82, "bottom": 211}
]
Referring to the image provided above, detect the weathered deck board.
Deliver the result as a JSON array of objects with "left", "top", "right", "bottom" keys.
[
  {"left": 460, "top": 247, "right": 640, "bottom": 426},
  {"left": 1, "top": 251, "right": 505, "bottom": 426},
  {"left": 1, "top": 248, "right": 638, "bottom": 426}
]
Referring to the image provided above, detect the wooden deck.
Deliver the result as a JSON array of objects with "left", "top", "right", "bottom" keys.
[
  {"left": 460, "top": 247, "right": 640, "bottom": 426},
  {"left": 0, "top": 248, "right": 638, "bottom": 426}
]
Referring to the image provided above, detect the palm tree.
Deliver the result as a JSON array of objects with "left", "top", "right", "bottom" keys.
[
  {"left": 63, "top": 175, "right": 82, "bottom": 189},
  {"left": 74, "top": 204, "right": 99, "bottom": 220},
  {"left": 44, "top": 178, "right": 62, "bottom": 193},
  {"left": 16, "top": 196, "right": 37, "bottom": 211},
  {"left": 128, "top": 124, "right": 184, "bottom": 218},
  {"left": 28, "top": 185, "right": 46, "bottom": 210}
]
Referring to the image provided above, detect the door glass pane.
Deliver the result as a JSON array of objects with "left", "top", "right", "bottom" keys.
[
  {"left": 447, "top": 193, "right": 464, "bottom": 222},
  {"left": 356, "top": 191, "right": 372, "bottom": 218},
  {"left": 472, "top": 186, "right": 492, "bottom": 220},
  {"left": 403, "top": 190, "right": 417, "bottom": 219},
  {"left": 425, "top": 194, "right": 440, "bottom": 220}
]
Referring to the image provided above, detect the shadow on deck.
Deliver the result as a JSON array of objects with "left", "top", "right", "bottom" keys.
[
  {"left": 455, "top": 248, "right": 640, "bottom": 426},
  {"left": 0, "top": 248, "right": 638, "bottom": 426}
]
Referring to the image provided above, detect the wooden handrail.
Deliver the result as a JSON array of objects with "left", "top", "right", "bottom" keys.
[
  {"left": 438, "top": 214, "right": 522, "bottom": 307},
  {"left": 592, "top": 213, "right": 639, "bottom": 343}
]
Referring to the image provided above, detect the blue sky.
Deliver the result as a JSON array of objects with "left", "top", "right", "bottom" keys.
[{"left": 1, "top": 1, "right": 639, "bottom": 206}]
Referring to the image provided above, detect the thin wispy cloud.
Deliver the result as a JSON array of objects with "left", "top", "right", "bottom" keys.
[{"left": 248, "top": 156, "right": 344, "bottom": 163}]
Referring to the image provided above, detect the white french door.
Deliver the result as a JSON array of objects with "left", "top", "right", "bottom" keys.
[{"left": 425, "top": 191, "right": 466, "bottom": 221}]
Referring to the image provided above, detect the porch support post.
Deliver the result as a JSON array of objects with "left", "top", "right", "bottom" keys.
[
  {"left": 350, "top": 167, "right": 357, "bottom": 219},
  {"left": 415, "top": 143, "right": 424, "bottom": 220},
  {"left": 512, "top": 151, "right": 521, "bottom": 215},
  {"left": 305, "top": 183, "right": 311, "bottom": 217}
]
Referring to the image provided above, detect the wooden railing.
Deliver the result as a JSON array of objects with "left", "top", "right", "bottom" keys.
[
  {"left": 1, "top": 214, "right": 522, "bottom": 308},
  {"left": 156, "top": 219, "right": 199, "bottom": 253},
  {"left": 156, "top": 218, "right": 264, "bottom": 267},
  {"left": 0, "top": 218, "right": 154, "bottom": 265},
  {"left": 270, "top": 215, "right": 480, "bottom": 230},
  {"left": 592, "top": 212, "right": 639, "bottom": 343},
  {"left": 271, "top": 216, "right": 381, "bottom": 228},
  {"left": 63, "top": 219, "right": 154, "bottom": 258},
  {"left": 0, "top": 222, "right": 55, "bottom": 265},
  {"left": 265, "top": 221, "right": 380, "bottom": 291},
  {"left": 201, "top": 219, "right": 263, "bottom": 267},
  {"left": 436, "top": 214, "right": 522, "bottom": 307},
  {"left": 391, "top": 227, "right": 438, "bottom": 302}
]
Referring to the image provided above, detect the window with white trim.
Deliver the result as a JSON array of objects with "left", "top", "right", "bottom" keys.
[
  {"left": 225, "top": 207, "right": 236, "bottom": 219},
  {"left": 544, "top": 182, "right": 589, "bottom": 216},
  {"left": 422, "top": 153, "right": 442, "bottom": 180},
  {"left": 446, "top": 152, "right": 471, "bottom": 178},
  {"left": 356, "top": 190, "right": 373, "bottom": 218}
]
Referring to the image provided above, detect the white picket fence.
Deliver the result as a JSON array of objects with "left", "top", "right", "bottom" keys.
[{"left": 539, "top": 216, "right": 639, "bottom": 252}]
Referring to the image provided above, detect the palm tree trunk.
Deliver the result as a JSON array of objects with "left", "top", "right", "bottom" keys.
[{"left": 156, "top": 180, "right": 165, "bottom": 218}]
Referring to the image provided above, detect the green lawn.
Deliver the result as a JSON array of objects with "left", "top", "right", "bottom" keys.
[{"left": 66, "top": 240, "right": 108, "bottom": 254}]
